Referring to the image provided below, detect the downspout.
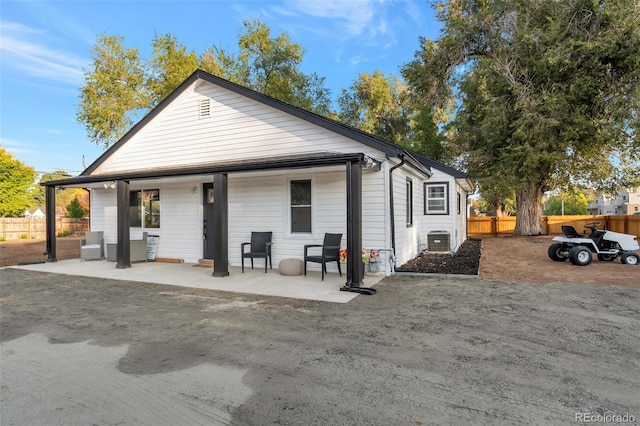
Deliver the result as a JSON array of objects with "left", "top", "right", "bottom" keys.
[{"left": 388, "top": 154, "right": 406, "bottom": 264}]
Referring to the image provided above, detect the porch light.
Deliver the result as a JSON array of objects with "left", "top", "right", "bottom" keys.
[
  {"left": 363, "top": 155, "right": 377, "bottom": 169},
  {"left": 103, "top": 181, "right": 116, "bottom": 189}
]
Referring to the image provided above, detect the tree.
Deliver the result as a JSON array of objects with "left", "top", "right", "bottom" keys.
[
  {"left": 0, "top": 148, "right": 36, "bottom": 217},
  {"left": 77, "top": 35, "right": 150, "bottom": 148},
  {"left": 66, "top": 196, "right": 88, "bottom": 218},
  {"left": 544, "top": 192, "right": 589, "bottom": 216},
  {"left": 148, "top": 33, "right": 199, "bottom": 105},
  {"left": 337, "top": 71, "right": 452, "bottom": 162},
  {"left": 403, "top": 0, "right": 640, "bottom": 235},
  {"left": 77, "top": 20, "right": 332, "bottom": 148}
]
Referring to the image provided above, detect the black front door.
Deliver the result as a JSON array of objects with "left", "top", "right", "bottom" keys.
[{"left": 203, "top": 182, "right": 215, "bottom": 259}]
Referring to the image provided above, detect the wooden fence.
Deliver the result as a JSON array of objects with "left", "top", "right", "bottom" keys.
[
  {"left": 468, "top": 215, "right": 640, "bottom": 239},
  {"left": 0, "top": 217, "right": 89, "bottom": 241}
]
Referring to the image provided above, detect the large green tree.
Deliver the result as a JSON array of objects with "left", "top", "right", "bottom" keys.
[
  {"left": 77, "top": 35, "right": 150, "bottom": 148},
  {"left": 337, "top": 71, "right": 453, "bottom": 162},
  {"left": 403, "top": 0, "right": 640, "bottom": 235},
  {"left": 78, "top": 20, "right": 332, "bottom": 148},
  {"left": 0, "top": 148, "right": 36, "bottom": 217}
]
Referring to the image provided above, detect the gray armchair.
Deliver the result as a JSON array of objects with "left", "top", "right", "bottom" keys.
[{"left": 80, "top": 231, "right": 104, "bottom": 261}]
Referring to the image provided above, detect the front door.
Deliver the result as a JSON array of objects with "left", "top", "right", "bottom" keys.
[{"left": 203, "top": 183, "right": 215, "bottom": 259}]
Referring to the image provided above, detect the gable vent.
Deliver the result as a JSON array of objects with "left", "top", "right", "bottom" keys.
[{"left": 199, "top": 99, "right": 211, "bottom": 118}]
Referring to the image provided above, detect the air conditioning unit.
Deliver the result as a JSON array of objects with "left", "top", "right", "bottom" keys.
[{"left": 427, "top": 231, "right": 450, "bottom": 252}]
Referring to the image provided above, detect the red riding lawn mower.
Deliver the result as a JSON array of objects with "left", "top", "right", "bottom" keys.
[{"left": 548, "top": 222, "right": 640, "bottom": 266}]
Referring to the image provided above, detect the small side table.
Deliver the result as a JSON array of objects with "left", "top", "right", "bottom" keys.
[
  {"left": 279, "top": 259, "right": 303, "bottom": 276},
  {"left": 106, "top": 243, "right": 117, "bottom": 262}
]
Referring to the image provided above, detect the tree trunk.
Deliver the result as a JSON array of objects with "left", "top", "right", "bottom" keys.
[{"left": 514, "top": 183, "right": 544, "bottom": 235}]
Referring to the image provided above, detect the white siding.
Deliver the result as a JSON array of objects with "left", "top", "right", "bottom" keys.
[
  {"left": 420, "top": 169, "right": 460, "bottom": 252},
  {"left": 389, "top": 163, "right": 426, "bottom": 266},
  {"left": 228, "top": 167, "right": 387, "bottom": 273},
  {"left": 90, "top": 166, "right": 389, "bottom": 271},
  {"left": 92, "top": 82, "right": 381, "bottom": 175}
]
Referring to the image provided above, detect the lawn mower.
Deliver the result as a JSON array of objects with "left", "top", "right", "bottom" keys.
[{"left": 547, "top": 222, "right": 640, "bottom": 266}]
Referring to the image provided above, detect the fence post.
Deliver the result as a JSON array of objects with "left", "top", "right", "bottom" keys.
[{"left": 491, "top": 217, "right": 497, "bottom": 237}]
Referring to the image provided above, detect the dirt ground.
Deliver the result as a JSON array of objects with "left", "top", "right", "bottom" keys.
[
  {"left": 479, "top": 236, "right": 639, "bottom": 287},
  {"left": 0, "top": 236, "right": 83, "bottom": 267},
  {"left": 1, "top": 267, "right": 638, "bottom": 425}
]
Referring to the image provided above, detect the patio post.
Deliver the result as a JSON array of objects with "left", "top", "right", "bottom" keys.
[
  {"left": 45, "top": 185, "right": 57, "bottom": 262},
  {"left": 212, "top": 172, "right": 229, "bottom": 277},
  {"left": 345, "top": 160, "right": 363, "bottom": 287},
  {"left": 116, "top": 180, "right": 131, "bottom": 269}
]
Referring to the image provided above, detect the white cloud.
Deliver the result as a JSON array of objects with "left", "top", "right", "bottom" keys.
[{"left": 0, "top": 20, "right": 88, "bottom": 86}]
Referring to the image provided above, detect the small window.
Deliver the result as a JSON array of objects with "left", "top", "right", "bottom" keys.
[
  {"left": 425, "top": 182, "right": 449, "bottom": 215},
  {"left": 290, "top": 180, "right": 311, "bottom": 233},
  {"left": 130, "top": 189, "right": 160, "bottom": 228},
  {"left": 457, "top": 192, "right": 462, "bottom": 214},
  {"left": 406, "top": 178, "right": 413, "bottom": 227}
]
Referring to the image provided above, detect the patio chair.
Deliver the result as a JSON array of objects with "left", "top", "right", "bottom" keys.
[
  {"left": 80, "top": 231, "right": 104, "bottom": 261},
  {"left": 241, "top": 232, "right": 273, "bottom": 273},
  {"left": 304, "top": 233, "right": 342, "bottom": 281}
]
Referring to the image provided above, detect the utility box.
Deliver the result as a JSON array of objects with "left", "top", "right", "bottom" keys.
[{"left": 428, "top": 231, "right": 450, "bottom": 252}]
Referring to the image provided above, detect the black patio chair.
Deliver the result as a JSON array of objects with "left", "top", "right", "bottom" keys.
[
  {"left": 241, "top": 232, "right": 273, "bottom": 273},
  {"left": 304, "top": 233, "right": 342, "bottom": 281}
]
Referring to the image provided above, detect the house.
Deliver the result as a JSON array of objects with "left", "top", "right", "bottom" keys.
[
  {"left": 588, "top": 188, "right": 640, "bottom": 215},
  {"left": 24, "top": 208, "right": 46, "bottom": 218},
  {"left": 41, "top": 70, "right": 473, "bottom": 290}
]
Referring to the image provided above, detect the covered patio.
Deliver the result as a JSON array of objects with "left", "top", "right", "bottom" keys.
[{"left": 10, "top": 260, "right": 384, "bottom": 303}]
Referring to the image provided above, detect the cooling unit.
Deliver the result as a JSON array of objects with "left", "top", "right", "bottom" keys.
[{"left": 427, "top": 231, "right": 450, "bottom": 252}]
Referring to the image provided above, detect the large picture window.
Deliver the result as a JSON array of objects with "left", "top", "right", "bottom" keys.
[
  {"left": 130, "top": 189, "right": 160, "bottom": 228},
  {"left": 424, "top": 182, "right": 449, "bottom": 215},
  {"left": 290, "top": 180, "right": 311, "bottom": 233}
]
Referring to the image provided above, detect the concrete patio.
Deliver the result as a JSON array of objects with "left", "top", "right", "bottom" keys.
[{"left": 9, "top": 259, "right": 384, "bottom": 303}]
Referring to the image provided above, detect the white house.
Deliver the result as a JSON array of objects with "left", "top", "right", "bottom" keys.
[
  {"left": 588, "top": 188, "right": 640, "bottom": 215},
  {"left": 42, "top": 70, "right": 473, "bottom": 290}
]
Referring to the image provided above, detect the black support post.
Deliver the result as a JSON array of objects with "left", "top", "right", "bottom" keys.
[
  {"left": 45, "top": 185, "right": 57, "bottom": 262},
  {"left": 116, "top": 180, "right": 131, "bottom": 269},
  {"left": 341, "top": 160, "right": 376, "bottom": 295},
  {"left": 345, "top": 160, "right": 363, "bottom": 287},
  {"left": 212, "top": 173, "right": 229, "bottom": 277}
]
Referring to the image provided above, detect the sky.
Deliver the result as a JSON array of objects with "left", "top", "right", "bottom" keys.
[{"left": 1, "top": 0, "right": 442, "bottom": 177}]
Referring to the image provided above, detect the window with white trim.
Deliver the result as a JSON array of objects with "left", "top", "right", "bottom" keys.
[
  {"left": 130, "top": 189, "right": 160, "bottom": 228},
  {"left": 424, "top": 182, "right": 449, "bottom": 215},
  {"left": 290, "top": 180, "right": 311, "bottom": 233},
  {"left": 406, "top": 178, "right": 413, "bottom": 227}
]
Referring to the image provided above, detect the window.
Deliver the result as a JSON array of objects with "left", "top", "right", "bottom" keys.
[
  {"left": 130, "top": 189, "right": 160, "bottom": 228},
  {"left": 406, "top": 178, "right": 413, "bottom": 227},
  {"left": 424, "top": 182, "right": 449, "bottom": 215},
  {"left": 457, "top": 192, "right": 462, "bottom": 214},
  {"left": 290, "top": 180, "right": 311, "bottom": 233}
]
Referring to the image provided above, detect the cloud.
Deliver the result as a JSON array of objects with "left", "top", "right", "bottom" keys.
[
  {"left": 0, "top": 136, "right": 34, "bottom": 155},
  {"left": 0, "top": 20, "right": 88, "bottom": 86}
]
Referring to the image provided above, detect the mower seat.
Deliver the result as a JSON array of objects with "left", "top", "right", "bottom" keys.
[{"left": 561, "top": 225, "right": 583, "bottom": 238}]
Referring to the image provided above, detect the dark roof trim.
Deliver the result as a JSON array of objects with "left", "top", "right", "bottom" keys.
[
  {"left": 409, "top": 151, "right": 470, "bottom": 179},
  {"left": 43, "top": 153, "right": 367, "bottom": 187},
  {"left": 82, "top": 69, "right": 402, "bottom": 176}
]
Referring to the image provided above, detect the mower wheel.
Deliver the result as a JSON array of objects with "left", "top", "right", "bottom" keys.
[
  {"left": 597, "top": 254, "right": 617, "bottom": 262},
  {"left": 569, "top": 246, "right": 592, "bottom": 266},
  {"left": 621, "top": 253, "right": 640, "bottom": 265},
  {"left": 548, "top": 243, "right": 568, "bottom": 262}
]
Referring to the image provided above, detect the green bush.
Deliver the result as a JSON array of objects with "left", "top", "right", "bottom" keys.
[{"left": 66, "top": 196, "right": 88, "bottom": 218}]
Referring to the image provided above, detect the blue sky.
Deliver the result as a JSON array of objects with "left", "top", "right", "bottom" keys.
[{"left": 1, "top": 0, "right": 441, "bottom": 177}]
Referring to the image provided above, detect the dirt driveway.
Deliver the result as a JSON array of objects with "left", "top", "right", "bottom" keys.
[
  {"left": 1, "top": 266, "right": 639, "bottom": 425},
  {"left": 480, "top": 236, "right": 639, "bottom": 287}
]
